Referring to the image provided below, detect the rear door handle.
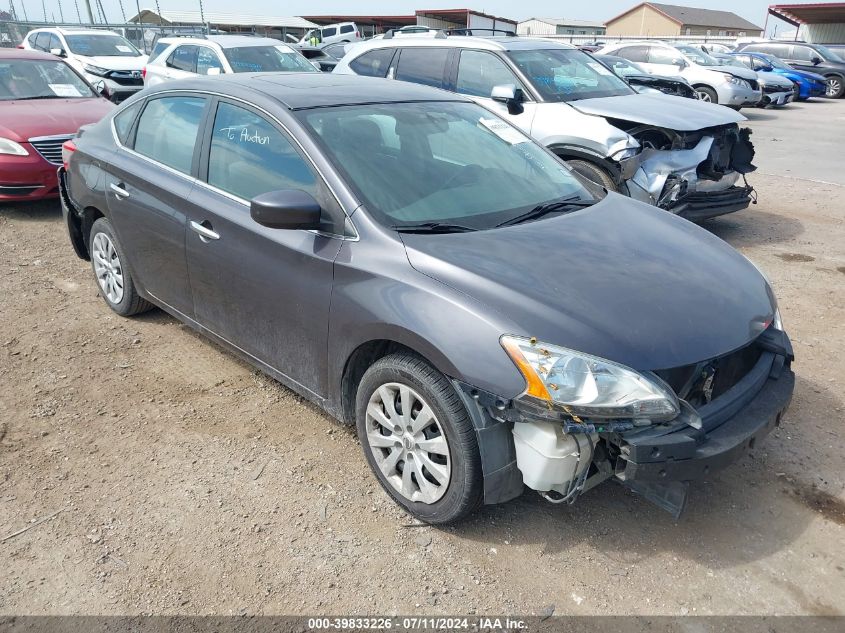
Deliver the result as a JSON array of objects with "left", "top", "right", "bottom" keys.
[
  {"left": 190, "top": 220, "right": 220, "bottom": 242},
  {"left": 109, "top": 183, "right": 129, "bottom": 198}
]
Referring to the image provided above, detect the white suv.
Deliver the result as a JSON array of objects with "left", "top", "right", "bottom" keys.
[
  {"left": 298, "top": 22, "right": 362, "bottom": 48},
  {"left": 143, "top": 35, "right": 317, "bottom": 87},
  {"left": 21, "top": 27, "right": 146, "bottom": 102}
]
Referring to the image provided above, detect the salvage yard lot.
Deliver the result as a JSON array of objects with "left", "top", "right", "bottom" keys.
[{"left": 1, "top": 98, "right": 844, "bottom": 616}]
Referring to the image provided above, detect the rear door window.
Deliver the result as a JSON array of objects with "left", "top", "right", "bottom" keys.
[
  {"left": 395, "top": 48, "right": 450, "bottom": 88},
  {"left": 134, "top": 96, "right": 206, "bottom": 174},
  {"left": 167, "top": 45, "right": 198, "bottom": 73},
  {"left": 456, "top": 50, "right": 521, "bottom": 98},
  {"left": 790, "top": 45, "right": 816, "bottom": 62},
  {"left": 113, "top": 99, "right": 144, "bottom": 145},
  {"left": 340, "top": 25, "right": 354, "bottom": 34},
  {"left": 349, "top": 48, "right": 395, "bottom": 77},
  {"left": 615, "top": 45, "right": 648, "bottom": 63},
  {"left": 647, "top": 47, "right": 684, "bottom": 65}
]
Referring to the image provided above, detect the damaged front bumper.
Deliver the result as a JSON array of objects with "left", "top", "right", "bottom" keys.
[
  {"left": 454, "top": 328, "right": 794, "bottom": 518},
  {"left": 619, "top": 125, "right": 756, "bottom": 221}
]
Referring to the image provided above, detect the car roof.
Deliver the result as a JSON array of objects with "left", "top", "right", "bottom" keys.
[
  {"left": 158, "top": 35, "right": 288, "bottom": 49},
  {"left": 0, "top": 48, "right": 65, "bottom": 61},
  {"left": 146, "top": 73, "right": 467, "bottom": 110},
  {"left": 354, "top": 35, "right": 574, "bottom": 52},
  {"left": 32, "top": 27, "right": 122, "bottom": 35}
]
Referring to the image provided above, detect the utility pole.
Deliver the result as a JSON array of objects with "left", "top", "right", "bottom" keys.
[{"left": 83, "top": 0, "right": 94, "bottom": 22}]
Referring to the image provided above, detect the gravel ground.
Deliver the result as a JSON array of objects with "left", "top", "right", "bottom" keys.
[{"left": 0, "top": 98, "right": 843, "bottom": 616}]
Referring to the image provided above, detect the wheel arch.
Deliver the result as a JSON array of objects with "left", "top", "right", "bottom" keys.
[{"left": 548, "top": 145, "right": 626, "bottom": 188}]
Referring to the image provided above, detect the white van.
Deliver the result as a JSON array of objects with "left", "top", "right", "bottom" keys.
[{"left": 299, "top": 22, "right": 362, "bottom": 48}]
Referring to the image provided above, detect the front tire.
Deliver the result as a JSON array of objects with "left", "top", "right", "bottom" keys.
[
  {"left": 355, "top": 353, "right": 483, "bottom": 524},
  {"left": 89, "top": 217, "right": 153, "bottom": 317},
  {"left": 695, "top": 86, "right": 719, "bottom": 103},
  {"left": 565, "top": 159, "right": 620, "bottom": 192},
  {"left": 824, "top": 75, "right": 844, "bottom": 99}
]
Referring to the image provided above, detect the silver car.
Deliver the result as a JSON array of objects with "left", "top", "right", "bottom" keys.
[
  {"left": 334, "top": 35, "right": 757, "bottom": 220},
  {"left": 599, "top": 41, "right": 762, "bottom": 108}
]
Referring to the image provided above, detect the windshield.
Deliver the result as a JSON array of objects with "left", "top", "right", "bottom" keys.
[
  {"left": 508, "top": 49, "right": 634, "bottom": 102},
  {"left": 0, "top": 59, "right": 97, "bottom": 101},
  {"left": 676, "top": 46, "right": 720, "bottom": 66},
  {"left": 65, "top": 34, "right": 141, "bottom": 57},
  {"left": 719, "top": 56, "right": 748, "bottom": 68},
  {"left": 300, "top": 102, "right": 596, "bottom": 230},
  {"left": 813, "top": 44, "right": 844, "bottom": 62},
  {"left": 223, "top": 46, "right": 317, "bottom": 73}
]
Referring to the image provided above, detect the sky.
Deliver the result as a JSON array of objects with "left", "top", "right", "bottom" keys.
[{"left": 10, "top": 0, "right": 796, "bottom": 36}]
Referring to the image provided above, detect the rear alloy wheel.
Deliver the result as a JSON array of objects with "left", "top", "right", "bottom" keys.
[
  {"left": 356, "top": 353, "right": 482, "bottom": 524},
  {"left": 695, "top": 86, "right": 718, "bottom": 103},
  {"left": 565, "top": 159, "right": 619, "bottom": 192},
  {"left": 89, "top": 218, "right": 153, "bottom": 317},
  {"left": 825, "top": 75, "right": 844, "bottom": 99}
]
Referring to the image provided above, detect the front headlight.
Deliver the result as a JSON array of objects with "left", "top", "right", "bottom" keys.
[
  {"left": 722, "top": 73, "right": 744, "bottom": 86},
  {"left": 0, "top": 137, "right": 29, "bottom": 156},
  {"left": 82, "top": 64, "right": 109, "bottom": 76},
  {"left": 501, "top": 336, "right": 680, "bottom": 421}
]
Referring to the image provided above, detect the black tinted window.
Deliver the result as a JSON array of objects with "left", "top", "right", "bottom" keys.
[
  {"left": 395, "top": 48, "right": 449, "bottom": 88},
  {"left": 113, "top": 99, "right": 143, "bottom": 144},
  {"left": 322, "top": 27, "right": 337, "bottom": 37},
  {"left": 340, "top": 25, "right": 354, "bottom": 34},
  {"left": 456, "top": 50, "right": 519, "bottom": 98},
  {"left": 349, "top": 48, "right": 395, "bottom": 77},
  {"left": 615, "top": 45, "right": 648, "bottom": 63},
  {"left": 134, "top": 96, "right": 205, "bottom": 174},
  {"left": 167, "top": 46, "right": 197, "bottom": 72},
  {"left": 207, "top": 102, "right": 317, "bottom": 202}
]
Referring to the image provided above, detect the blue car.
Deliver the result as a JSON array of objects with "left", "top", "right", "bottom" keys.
[{"left": 730, "top": 52, "right": 827, "bottom": 100}]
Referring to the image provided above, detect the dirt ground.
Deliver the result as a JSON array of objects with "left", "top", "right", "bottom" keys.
[{"left": 1, "top": 99, "right": 844, "bottom": 617}]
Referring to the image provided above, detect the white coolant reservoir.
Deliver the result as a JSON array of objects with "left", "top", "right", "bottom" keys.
[{"left": 512, "top": 421, "right": 595, "bottom": 492}]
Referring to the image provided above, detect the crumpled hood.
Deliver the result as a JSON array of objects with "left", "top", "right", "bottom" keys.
[
  {"left": 76, "top": 55, "right": 145, "bottom": 71},
  {"left": 401, "top": 195, "right": 774, "bottom": 371},
  {"left": 716, "top": 65, "right": 758, "bottom": 82},
  {"left": 570, "top": 93, "right": 746, "bottom": 131},
  {"left": 0, "top": 98, "right": 114, "bottom": 141}
]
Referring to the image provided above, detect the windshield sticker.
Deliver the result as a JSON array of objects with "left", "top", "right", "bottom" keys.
[
  {"left": 219, "top": 126, "right": 270, "bottom": 145},
  {"left": 115, "top": 45, "right": 133, "bottom": 53},
  {"left": 48, "top": 83, "right": 82, "bottom": 97},
  {"left": 478, "top": 118, "right": 529, "bottom": 145},
  {"left": 587, "top": 62, "right": 613, "bottom": 76}
]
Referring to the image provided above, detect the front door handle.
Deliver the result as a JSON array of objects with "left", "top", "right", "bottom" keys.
[
  {"left": 190, "top": 220, "right": 220, "bottom": 242},
  {"left": 109, "top": 183, "right": 129, "bottom": 198}
]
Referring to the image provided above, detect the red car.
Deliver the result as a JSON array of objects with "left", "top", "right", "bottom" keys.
[{"left": 0, "top": 48, "right": 114, "bottom": 202}]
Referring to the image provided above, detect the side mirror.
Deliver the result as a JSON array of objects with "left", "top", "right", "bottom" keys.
[
  {"left": 50, "top": 47, "right": 66, "bottom": 58},
  {"left": 92, "top": 79, "right": 109, "bottom": 98},
  {"left": 811, "top": 56, "right": 822, "bottom": 65},
  {"left": 491, "top": 84, "right": 525, "bottom": 114},
  {"left": 675, "top": 58, "right": 688, "bottom": 69},
  {"left": 761, "top": 64, "right": 774, "bottom": 72},
  {"left": 250, "top": 190, "right": 322, "bottom": 230}
]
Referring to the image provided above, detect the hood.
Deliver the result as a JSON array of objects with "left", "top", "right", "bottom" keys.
[
  {"left": 76, "top": 55, "right": 145, "bottom": 71},
  {"left": 715, "top": 65, "right": 758, "bottom": 82},
  {"left": 570, "top": 93, "right": 745, "bottom": 131},
  {"left": 401, "top": 195, "right": 774, "bottom": 371},
  {"left": 780, "top": 68, "right": 827, "bottom": 82},
  {"left": 757, "top": 71, "right": 794, "bottom": 88},
  {"left": 0, "top": 98, "right": 114, "bottom": 141}
]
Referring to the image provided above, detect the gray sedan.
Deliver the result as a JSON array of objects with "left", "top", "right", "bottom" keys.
[{"left": 60, "top": 74, "right": 794, "bottom": 523}]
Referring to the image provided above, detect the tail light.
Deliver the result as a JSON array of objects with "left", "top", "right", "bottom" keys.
[
  {"left": 356, "top": 31, "right": 360, "bottom": 38},
  {"left": 16, "top": 44, "right": 24, "bottom": 49},
  {"left": 61, "top": 139, "right": 76, "bottom": 170},
  {"left": 142, "top": 66, "right": 146, "bottom": 79}
]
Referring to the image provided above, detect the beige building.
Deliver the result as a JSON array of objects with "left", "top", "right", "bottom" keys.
[{"left": 605, "top": 2, "right": 764, "bottom": 37}]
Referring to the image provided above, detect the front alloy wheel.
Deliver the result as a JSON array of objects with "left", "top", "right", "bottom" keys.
[{"left": 355, "top": 353, "right": 483, "bottom": 524}]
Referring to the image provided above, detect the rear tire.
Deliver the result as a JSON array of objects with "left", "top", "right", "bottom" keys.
[
  {"left": 355, "top": 353, "right": 483, "bottom": 524},
  {"left": 565, "top": 159, "right": 619, "bottom": 192},
  {"left": 695, "top": 86, "right": 719, "bottom": 104},
  {"left": 89, "top": 217, "right": 153, "bottom": 317}
]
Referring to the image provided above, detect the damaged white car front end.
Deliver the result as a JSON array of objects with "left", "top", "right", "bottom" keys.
[{"left": 533, "top": 93, "right": 757, "bottom": 221}]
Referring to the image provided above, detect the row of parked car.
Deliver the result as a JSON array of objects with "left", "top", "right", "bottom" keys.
[{"left": 2, "top": 26, "right": 798, "bottom": 523}]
